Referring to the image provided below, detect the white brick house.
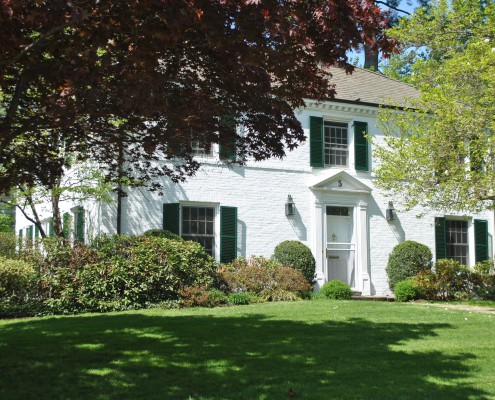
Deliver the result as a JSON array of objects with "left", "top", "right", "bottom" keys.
[{"left": 16, "top": 67, "right": 493, "bottom": 295}]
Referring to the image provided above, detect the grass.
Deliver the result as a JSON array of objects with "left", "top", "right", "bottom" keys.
[{"left": 1, "top": 300, "right": 494, "bottom": 400}]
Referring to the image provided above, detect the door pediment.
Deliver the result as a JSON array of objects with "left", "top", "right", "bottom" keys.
[{"left": 309, "top": 170, "right": 372, "bottom": 194}]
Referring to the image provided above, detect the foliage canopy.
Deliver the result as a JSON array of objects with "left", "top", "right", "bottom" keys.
[
  {"left": 374, "top": 0, "right": 495, "bottom": 212},
  {"left": 0, "top": 0, "right": 395, "bottom": 194}
]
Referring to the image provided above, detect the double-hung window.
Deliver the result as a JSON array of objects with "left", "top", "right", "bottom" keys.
[
  {"left": 445, "top": 220, "right": 469, "bottom": 265},
  {"left": 324, "top": 121, "right": 349, "bottom": 167},
  {"left": 181, "top": 206, "right": 215, "bottom": 256},
  {"left": 435, "top": 217, "right": 489, "bottom": 265},
  {"left": 163, "top": 203, "right": 238, "bottom": 262},
  {"left": 309, "top": 116, "right": 369, "bottom": 170}
]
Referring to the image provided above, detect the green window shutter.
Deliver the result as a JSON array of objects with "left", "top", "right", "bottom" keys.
[
  {"left": 219, "top": 115, "right": 237, "bottom": 161},
  {"left": 310, "top": 116, "right": 324, "bottom": 167},
  {"left": 35, "top": 224, "right": 39, "bottom": 239},
  {"left": 219, "top": 141, "right": 236, "bottom": 161},
  {"left": 220, "top": 206, "right": 237, "bottom": 263},
  {"left": 76, "top": 208, "right": 85, "bottom": 243},
  {"left": 163, "top": 203, "right": 180, "bottom": 235},
  {"left": 63, "top": 212, "right": 71, "bottom": 238},
  {"left": 354, "top": 121, "right": 369, "bottom": 171},
  {"left": 48, "top": 218, "right": 54, "bottom": 238},
  {"left": 27, "top": 225, "right": 33, "bottom": 240},
  {"left": 474, "top": 219, "right": 489, "bottom": 262},
  {"left": 435, "top": 217, "right": 446, "bottom": 260},
  {"left": 18, "top": 229, "right": 23, "bottom": 238}
]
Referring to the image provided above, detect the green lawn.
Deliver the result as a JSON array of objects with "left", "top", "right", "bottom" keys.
[{"left": 1, "top": 300, "right": 494, "bottom": 400}]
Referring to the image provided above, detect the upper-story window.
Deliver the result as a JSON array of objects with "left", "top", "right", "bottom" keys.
[
  {"left": 310, "top": 116, "right": 368, "bottom": 171},
  {"left": 190, "top": 141, "right": 213, "bottom": 157},
  {"left": 324, "top": 121, "right": 348, "bottom": 167}
]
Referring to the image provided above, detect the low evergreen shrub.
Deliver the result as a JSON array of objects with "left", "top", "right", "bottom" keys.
[
  {"left": 386, "top": 241, "right": 433, "bottom": 290},
  {"left": 272, "top": 240, "right": 316, "bottom": 284},
  {"left": 227, "top": 292, "right": 254, "bottom": 305},
  {"left": 320, "top": 280, "right": 352, "bottom": 300},
  {"left": 394, "top": 279, "right": 421, "bottom": 302}
]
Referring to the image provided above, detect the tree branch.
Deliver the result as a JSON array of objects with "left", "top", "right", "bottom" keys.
[
  {"left": 374, "top": 1, "right": 411, "bottom": 15},
  {"left": 0, "top": 24, "right": 67, "bottom": 68}
]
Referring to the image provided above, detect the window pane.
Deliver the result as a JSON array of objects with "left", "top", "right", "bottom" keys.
[{"left": 183, "top": 207, "right": 190, "bottom": 220}]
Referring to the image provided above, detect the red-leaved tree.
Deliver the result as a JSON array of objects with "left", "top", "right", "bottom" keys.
[{"left": 0, "top": 0, "right": 395, "bottom": 236}]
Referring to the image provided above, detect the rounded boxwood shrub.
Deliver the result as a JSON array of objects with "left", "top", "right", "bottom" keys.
[
  {"left": 394, "top": 279, "right": 421, "bottom": 302},
  {"left": 272, "top": 240, "right": 316, "bottom": 284},
  {"left": 320, "top": 280, "right": 352, "bottom": 300},
  {"left": 386, "top": 240, "right": 432, "bottom": 290},
  {"left": 143, "top": 229, "right": 182, "bottom": 241}
]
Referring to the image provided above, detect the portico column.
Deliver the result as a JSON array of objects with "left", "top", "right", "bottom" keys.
[
  {"left": 314, "top": 202, "right": 325, "bottom": 289},
  {"left": 358, "top": 201, "right": 371, "bottom": 295}
]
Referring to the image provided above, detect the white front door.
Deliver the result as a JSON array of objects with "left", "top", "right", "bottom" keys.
[{"left": 326, "top": 207, "right": 355, "bottom": 288}]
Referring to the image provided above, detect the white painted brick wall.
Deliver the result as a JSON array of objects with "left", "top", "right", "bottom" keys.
[{"left": 16, "top": 102, "right": 494, "bottom": 296}]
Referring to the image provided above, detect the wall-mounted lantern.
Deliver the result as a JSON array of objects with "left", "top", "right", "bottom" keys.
[
  {"left": 285, "top": 195, "right": 295, "bottom": 216},
  {"left": 386, "top": 201, "right": 395, "bottom": 221}
]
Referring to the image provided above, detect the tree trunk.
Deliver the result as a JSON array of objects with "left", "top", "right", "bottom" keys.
[{"left": 50, "top": 187, "right": 63, "bottom": 238}]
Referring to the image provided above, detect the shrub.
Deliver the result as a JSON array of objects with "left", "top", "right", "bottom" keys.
[
  {"left": 320, "top": 280, "right": 352, "bottom": 300},
  {"left": 37, "top": 235, "right": 217, "bottom": 313},
  {"left": 219, "top": 256, "right": 311, "bottom": 300},
  {"left": 0, "top": 232, "right": 17, "bottom": 259},
  {"left": 0, "top": 214, "right": 14, "bottom": 233},
  {"left": 473, "top": 260, "right": 494, "bottom": 275},
  {"left": 272, "top": 240, "right": 316, "bottom": 284},
  {"left": 386, "top": 241, "right": 433, "bottom": 290},
  {"left": 227, "top": 292, "right": 254, "bottom": 305},
  {"left": 394, "top": 279, "right": 421, "bottom": 302},
  {"left": 179, "top": 286, "right": 227, "bottom": 308},
  {"left": 413, "top": 270, "right": 438, "bottom": 300},
  {"left": 434, "top": 258, "right": 471, "bottom": 300},
  {"left": 0, "top": 256, "right": 37, "bottom": 304},
  {"left": 143, "top": 229, "right": 182, "bottom": 241}
]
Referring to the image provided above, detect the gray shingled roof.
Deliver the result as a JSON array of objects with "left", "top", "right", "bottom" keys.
[{"left": 327, "top": 66, "right": 419, "bottom": 107}]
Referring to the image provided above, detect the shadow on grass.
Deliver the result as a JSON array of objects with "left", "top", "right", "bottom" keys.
[{"left": 0, "top": 310, "right": 488, "bottom": 400}]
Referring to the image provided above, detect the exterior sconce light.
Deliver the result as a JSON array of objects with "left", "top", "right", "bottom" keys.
[
  {"left": 386, "top": 201, "right": 395, "bottom": 221},
  {"left": 285, "top": 195, "right": 295, "bottom": 216}
]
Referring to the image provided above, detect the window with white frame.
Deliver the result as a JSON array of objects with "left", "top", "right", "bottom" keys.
[
  {"left": 446, "top": 219, "right": 469, "bottom": 265},
  {"left": 324, "top": 121, "right": 348, "bottom": 167},
  {"left": 181, "top": 206, "right": 215, "bottom": 256}
]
